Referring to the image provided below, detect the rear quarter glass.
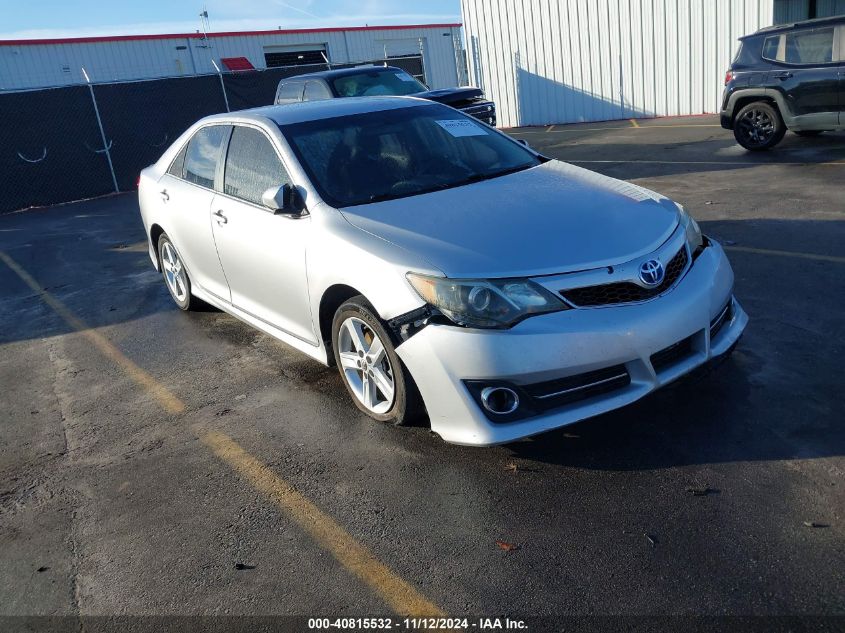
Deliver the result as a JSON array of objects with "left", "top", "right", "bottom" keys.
[{"left": 733, "top": 36, "right": 767, "bottom": 68}]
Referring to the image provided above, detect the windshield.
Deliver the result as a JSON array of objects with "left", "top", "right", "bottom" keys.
[
  {"left": 329, "top": 69, "right": 427, "bottom": 97},
  {"left": 280, "top": 104, "right": 542, "bottom": 208}
]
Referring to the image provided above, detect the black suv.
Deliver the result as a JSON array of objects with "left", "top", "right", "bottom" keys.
[
  {"left": 274, "top": 65, "right": 496, "bottom": 126},
  {"left": 721, "top": 16, "right": 844, "bottom": 150}
]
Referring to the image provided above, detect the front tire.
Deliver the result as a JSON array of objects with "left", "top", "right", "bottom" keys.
[
  {"left": 331, "top": 296, "right": 422, "bottom": 426},
  {"left": 733, "top": 102, "right": 785, "bottom": 151},
  {"left": 157, "top": 234, "right": 196, "bottom": 311}
]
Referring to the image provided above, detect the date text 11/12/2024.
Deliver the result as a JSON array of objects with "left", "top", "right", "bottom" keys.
[{"left": 307, "top": 617, "right": 529, "bottom": 630}]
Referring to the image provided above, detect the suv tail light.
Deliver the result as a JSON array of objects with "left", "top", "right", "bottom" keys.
[{"left": 724, "top": 70, "right": 734, "bottom": 85}]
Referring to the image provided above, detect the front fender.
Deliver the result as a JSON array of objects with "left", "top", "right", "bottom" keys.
[{"left": 306, "top": 204, "right": 443, "bottom": 325}]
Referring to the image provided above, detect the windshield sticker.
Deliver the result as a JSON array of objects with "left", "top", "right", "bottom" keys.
[
  {"left": 435, "top": 119, "right": 489, "bottom": 137},
  {"left": 395, "top": 72, "right": 417, "bottom": 82}
]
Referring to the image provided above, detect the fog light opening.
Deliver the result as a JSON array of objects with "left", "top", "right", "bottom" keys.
[{"left": 480, "top": 386, "right": 520, "bottom": 415}]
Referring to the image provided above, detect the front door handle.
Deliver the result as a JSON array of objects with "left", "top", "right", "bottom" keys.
[
  {"left": 160, "top": 189, "right": 169, "bottom": 202},
  {"left": 213, "top": 210, "right": 228, "bottom": 225},
  {"left": 775, "top": 72, "right": 793, "bottom": 80}
]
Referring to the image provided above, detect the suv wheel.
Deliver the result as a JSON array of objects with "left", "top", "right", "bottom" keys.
[{"left": 733, "top": 102, "right": 785, "bottom": 151}]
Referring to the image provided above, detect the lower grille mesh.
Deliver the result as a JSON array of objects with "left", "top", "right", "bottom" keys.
[
  {"left": 710, "top": 300, "right": 732, "bottom": 339},
  {"left": 524, "top": 365, "right": 630, "bottom": 410},
  {"left": 650, "top": 335, "right": 694, "bottom": 372}
]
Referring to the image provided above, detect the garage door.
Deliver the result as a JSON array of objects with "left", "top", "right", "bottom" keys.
[{"left": 264, "top": 44, "right": 327, "bottom": 68}]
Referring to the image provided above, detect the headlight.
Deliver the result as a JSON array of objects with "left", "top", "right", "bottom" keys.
[
  {"left": 678, "top": 204, "right": 703, "bottom": 251},
  {"left": 406, "top": 273, "right": 569, "bottom": 329}
]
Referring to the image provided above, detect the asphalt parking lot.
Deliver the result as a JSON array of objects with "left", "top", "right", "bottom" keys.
[{"left": 1, "top": 116, "right": 843, "bottom": 629}]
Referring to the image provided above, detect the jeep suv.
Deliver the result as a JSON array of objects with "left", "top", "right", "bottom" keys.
[
  {"left": 274, "top": 65, "right": 496, "bottom": 126},
  {"left": 721, "top": 16, "right": 844, "bottom": 150}
]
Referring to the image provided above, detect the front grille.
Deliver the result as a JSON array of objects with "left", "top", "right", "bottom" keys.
[
  {"left": 709, "top": 300, "right": 733, "bottom": 339},
  {"left": 460, "top": 102, "right": 496, "bottom": 125},
  {"left": 561, "top": 247, "right": 689, "bottom": 307},
  {"left": 650, "top": 335, "right": 694, "bottom": 372},
  {"left": 523, "top": 364, "right": 630, "bottom": 410}
]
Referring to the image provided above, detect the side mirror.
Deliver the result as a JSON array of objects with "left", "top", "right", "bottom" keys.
[
  {"left": 262, "top": 184, "right": 306, "bottom": 216},
  {"left": 517, "top": 139, "right": 530, "bottom": 148}
]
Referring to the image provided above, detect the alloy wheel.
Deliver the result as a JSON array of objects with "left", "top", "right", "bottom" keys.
[
  {"left": 337, "top": 316, "right": 395, "bottom": 414},
  {"left": 736, "top": 108, "right": 775, "bottom": 147},
  {"left": 161, "top": 241, "right": 188, "bottom": 303}
]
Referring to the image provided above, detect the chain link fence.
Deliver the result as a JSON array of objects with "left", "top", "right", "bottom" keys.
[{"left": 0, "top": 56, "right": 425, "bottom": 214}]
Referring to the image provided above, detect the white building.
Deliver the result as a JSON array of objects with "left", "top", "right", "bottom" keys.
[
  {"left": 0, "top": 23, "right": 464, "bottom": 91},
  {"left": 461, "top": 0, "right": 845, "bottom": 127}
]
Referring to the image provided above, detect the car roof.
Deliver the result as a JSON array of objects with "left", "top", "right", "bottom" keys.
[
  {"left": 199, "top": 95, "right": 433, "bottom": 127},
  {"left": 277, "top": 65, "right": 405, "bottom": 82},
  {"left": 746, "top": 15, "right": 845, "bottom": 38}
]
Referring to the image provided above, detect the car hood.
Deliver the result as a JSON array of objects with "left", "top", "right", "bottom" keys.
[
  {"left": 338, "top": 161, "right": 681, "bottom": 279},
  {"left": 413, "top": 86, "right": 486, "bottom": 106}
]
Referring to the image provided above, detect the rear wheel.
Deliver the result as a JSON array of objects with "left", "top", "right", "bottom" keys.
[
  {"left": 331, "top": 296, "right": 423, "bottom": 426},
  {"left": 733, "top": 102, "right": 785, "bottom": 151},
  {"left": 794, "top": 130, "right": 823, "bottom": 137},
  {"left": 157, "top": 234, "right": 196, "bottom": 311}
]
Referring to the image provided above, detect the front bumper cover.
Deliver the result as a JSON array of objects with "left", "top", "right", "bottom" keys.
[{"left": 395, "top": 240, "right": 747, "bottom": 446}]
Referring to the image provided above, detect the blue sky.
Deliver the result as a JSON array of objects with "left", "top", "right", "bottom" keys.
[{"left": 0, "top": 0, "right": 462, "bottom": 40}]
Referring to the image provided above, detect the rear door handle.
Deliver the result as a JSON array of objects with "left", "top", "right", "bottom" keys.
[
  {"left": 213, "top": 210, "right": 228, "bottom": 225},
  {"left": 775, "top": 72, "right": 793, "bottom": 80}
]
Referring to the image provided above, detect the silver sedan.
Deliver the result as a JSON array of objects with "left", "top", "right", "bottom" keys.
[{"left": 138, "top": 97, "right": 747, "bottom": 446}]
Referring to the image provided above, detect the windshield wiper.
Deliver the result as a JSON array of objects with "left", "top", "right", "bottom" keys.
[
  {"left": 448, "top": 163, "right": 536, "bottom": 188},
  {"left": 482, "top": 163, "right": 536, "bottom": 181},
  {"left": 367, "top": 192, "right": 402, "bottom": 203}
]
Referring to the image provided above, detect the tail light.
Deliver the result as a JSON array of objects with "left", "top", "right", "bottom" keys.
[
  {"left": 136, "top": 176, "right": 141, "bottom": 188},
  {"left": 724, "top": 70, "right": 734, "bottom": 85}
]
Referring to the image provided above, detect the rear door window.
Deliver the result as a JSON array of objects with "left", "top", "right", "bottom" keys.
[
  {"left": 785, "top": 28, "right": 834, "bottom": 64},
  {"left": 223, "top": 126, "right": 290, "bottom": 206},
  {"left": 184, "top": 125, "right": 229, "bottom": 189}
]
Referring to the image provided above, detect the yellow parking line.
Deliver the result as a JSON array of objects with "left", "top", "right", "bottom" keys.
[
  {"left": 629, "top": 118, "right": 640, "bottom": 128},
  {"left": 724, "top": 245, "right": 845, "bottom": 264},
  {"left": 0, "top": 250, "right": 185, "bottom": 414},
  {"left": 200, "top": 430, "right": 445, "bottom": 617},
  {"left": 546, "top": 125, "right": 555, "bottom": 132},
  {"left": 2, "top": 249, "right": 445, "bottom": 614}
]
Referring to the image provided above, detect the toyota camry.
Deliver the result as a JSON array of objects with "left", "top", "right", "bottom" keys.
[{"left": 138, "top": 97, "right": 747, "bottom": 445}]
